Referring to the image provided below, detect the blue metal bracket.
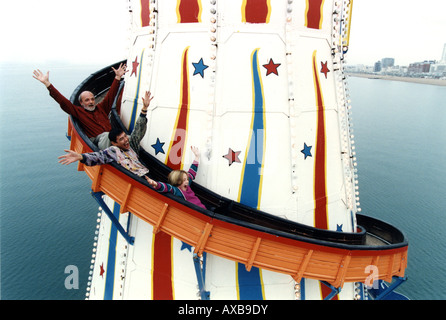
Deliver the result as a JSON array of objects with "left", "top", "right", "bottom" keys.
[
  {"left": 370, "top": 277, "right": 408, "bottom": 300},
  {"left": 321, "top": 281, "right": 342, "bottom": 300},
  {"left": 193, "top": 253, "right": 210, "bottom": 300},
  {"left": 91, "top": 191, "right": 135, "bottom": 245}
]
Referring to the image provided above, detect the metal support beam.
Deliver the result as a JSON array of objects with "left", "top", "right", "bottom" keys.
[
  {"left": 193, "top": 253, "right": 210, "bottom": 300},
  {"left": 374, "top": 277, "right": 407, "bottom": 300},
  {"left": 91, "top": 191, "right": 134, "bottom": 245}
]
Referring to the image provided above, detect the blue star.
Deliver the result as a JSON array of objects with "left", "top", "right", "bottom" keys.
[
  {"left": 301, "top": 143, "right": 312, "bottom": 159},
  {"left": 151, "top": 138, "right": 165, "bottom": 155},
  {"left": 336, "top": 224, "right": 343, "bottom": 232},
  {"left": 192, "top": 58, "right": 209, "bottom": 78},
  {"left": 181, "top": 242, "right": 192, "bottom": 252}
]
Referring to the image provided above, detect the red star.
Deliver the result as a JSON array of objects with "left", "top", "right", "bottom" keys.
[
  {"left": 223, "top": 148, "right": 241, "bottom": 166},
  {"left": 131, "top": 56, "right": 139, "bottom": 77},
  {"left": 99, "top": 263, "right": 105, "bottom": 278},
  {"left": 262, "top": 58, "right": 281, "bottom": 76},
  {"left": 320, "top": 61, "right": 330, "bottom": 79}
]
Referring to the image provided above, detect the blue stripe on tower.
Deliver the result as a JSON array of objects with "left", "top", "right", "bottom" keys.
[
  {"left": 103, "top": 202, "right": 120, "bottom": 300},
  {"left": 239, "top": 48, "right": 265, "bottom": 208},
  {"left": 237, "top": 48, "right": 265, "bottom": 300}
]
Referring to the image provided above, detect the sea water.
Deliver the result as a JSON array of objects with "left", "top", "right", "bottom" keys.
[
  {"left": 1, "top": 63, "right": 445, "bottom": 299},
  {"left": 348, "top": 76, "right": 446, "bottom": 300},
  {"left": 1, "top": 63, "right": 100, "bottom": 300}
]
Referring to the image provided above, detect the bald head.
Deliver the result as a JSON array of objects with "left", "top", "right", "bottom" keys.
[{"left": 79, "top": 91, "right": 96, "bottom": 111}]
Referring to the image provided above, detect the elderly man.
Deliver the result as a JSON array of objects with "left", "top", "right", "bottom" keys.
[
  {"left": 33, "top": 63, "right": 127, "bottom": 149},
  {"left": 58, "top": 91, "right": 154, "bottom": 178}
]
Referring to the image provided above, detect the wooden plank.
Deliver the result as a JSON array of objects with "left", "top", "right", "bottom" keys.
[
  {"left": 67, "top": 118, "right": 73, "bottom": 138},
  {"left": 398, "top": 251, "right": 408, "bottom": 277},
  {"left": 292, "top": 249, "right": 314, "bottom": 283},
  {"left": 385, "top": 254, "right": 395, "bottom": 282},
  {"left": 333, "top": 253, "right": 351, "bottom": 288},
  {"left": 371, "top": 255, "right": 380, "bottom": 268},
  {"left": 194, "top": 223, "right": 213, "bottom": 257},
  {"left": 153, "top": 203, "right": 169, "bottom": 234},
  {"left": 245, "top": 237, "right": 262, "bottom": 272},
  {"left": 69, "top": 135, "right": 85, "bottom": 172},
  {"left": 120, "top": 183, "right": 133, "bottom": 213},
  {"left": 91, "top": 166, "right": 103, "bottom": 192}
]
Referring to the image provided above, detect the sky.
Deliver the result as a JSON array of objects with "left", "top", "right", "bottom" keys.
[
  {"left": 1, "top": 0, "right": 445, "bottom": 67},
  {"left": 0, "top": 0, "right": 129, "bottom": 66},
  {"left": 348, "top": 0, "right": 446, "bottom": 66}
]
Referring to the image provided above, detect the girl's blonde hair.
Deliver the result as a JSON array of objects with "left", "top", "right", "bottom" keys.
[{"left": 167, "top": 170, "right": 188, "bottom": 187}]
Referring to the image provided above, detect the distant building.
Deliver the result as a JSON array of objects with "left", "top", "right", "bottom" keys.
[
  {"left": 345, "top": 44, "right": 446, "bottom": 78},
  {"left": 381, "top": 58, "right": 395, "bottom": 68},
  {"left": 431, "top": 64, "right": 446, "bottom": 73},
  {"left": 408, "top": 61, "right": 433, "bottom": 74},
  {"left": 430, "top": 63, "right": 446, "bottom": 78},
  {"left": 374, "top": 61, "right": 382, "bottom": 72}
]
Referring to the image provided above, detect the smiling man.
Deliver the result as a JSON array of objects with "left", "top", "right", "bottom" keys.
[
  {"left": 33, "top": 63, "right": 127, "bottom": 149},
  {"left": 58, "top": 91, "right": 153, "bottom": 178}
]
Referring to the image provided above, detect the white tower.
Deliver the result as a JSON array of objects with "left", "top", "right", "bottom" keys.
[{"left": 441, "top": 43, "right": 446, "bottom": 63}]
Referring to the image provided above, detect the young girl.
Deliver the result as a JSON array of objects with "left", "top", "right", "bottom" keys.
[{"left": 145, "top": 146, "right": 206, "bottom": 209}]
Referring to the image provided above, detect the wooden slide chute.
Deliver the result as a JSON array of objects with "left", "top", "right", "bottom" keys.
[{"left": 66, "top": 62, "right": 408, "bottom": 289}]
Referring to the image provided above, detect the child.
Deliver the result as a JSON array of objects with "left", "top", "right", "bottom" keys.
[{"left": 145, "top": 146, "right": 206, "bottom": 209}]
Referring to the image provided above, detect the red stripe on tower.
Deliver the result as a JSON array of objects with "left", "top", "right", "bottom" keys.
[
  {"left": 166, "top": 47, "right": 190, "bottom": 169},
  {"left": 305, "top": 0, "right": 324, "bottom": 29},
  {"left": 312, "top": 51, "right": 328, "bottom": 230},
  {"left": 242, "top": 0, "right": 271, "bottom": 23},
  {"left": 141, "top": 0, "right": 151, "bottom": 27},
  {"left": 177, "top": 0, "right": 202, "bottom": 23},
  {"left": 152, "top": 232, "right": 173, "bottom": 300},
  {"left": 152, "top": 47, "right": 191, "bottom": 300},
  {"left": 312, "top": 50, "right": 337, "bottom": 300}
]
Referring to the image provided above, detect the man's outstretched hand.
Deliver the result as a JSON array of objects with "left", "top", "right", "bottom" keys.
[
  {"left": 58, "top": 149, "right": 83, "bottom": 165},
  {"left": 32, "top": 69, "right": 51, "bottom": 88},
  {"left": 112, "top": 63, "right": 127, "bottom": 80}
]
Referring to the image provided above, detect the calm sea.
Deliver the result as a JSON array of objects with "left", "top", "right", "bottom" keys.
[
  {"left": 1, "top": 63, "right": 101, "bottom": 300},
  {"left": 1, "top": 63, "right": 445, "bottom": 300}
]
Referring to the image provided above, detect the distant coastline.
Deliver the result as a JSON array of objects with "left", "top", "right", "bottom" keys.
[{"left": 347, "top": 73, "right": 446, "bottom": 86}]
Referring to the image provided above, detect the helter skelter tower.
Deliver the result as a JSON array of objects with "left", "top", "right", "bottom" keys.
[{"left": 65, "top": 0, "right": 408, "bottom": 300}]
